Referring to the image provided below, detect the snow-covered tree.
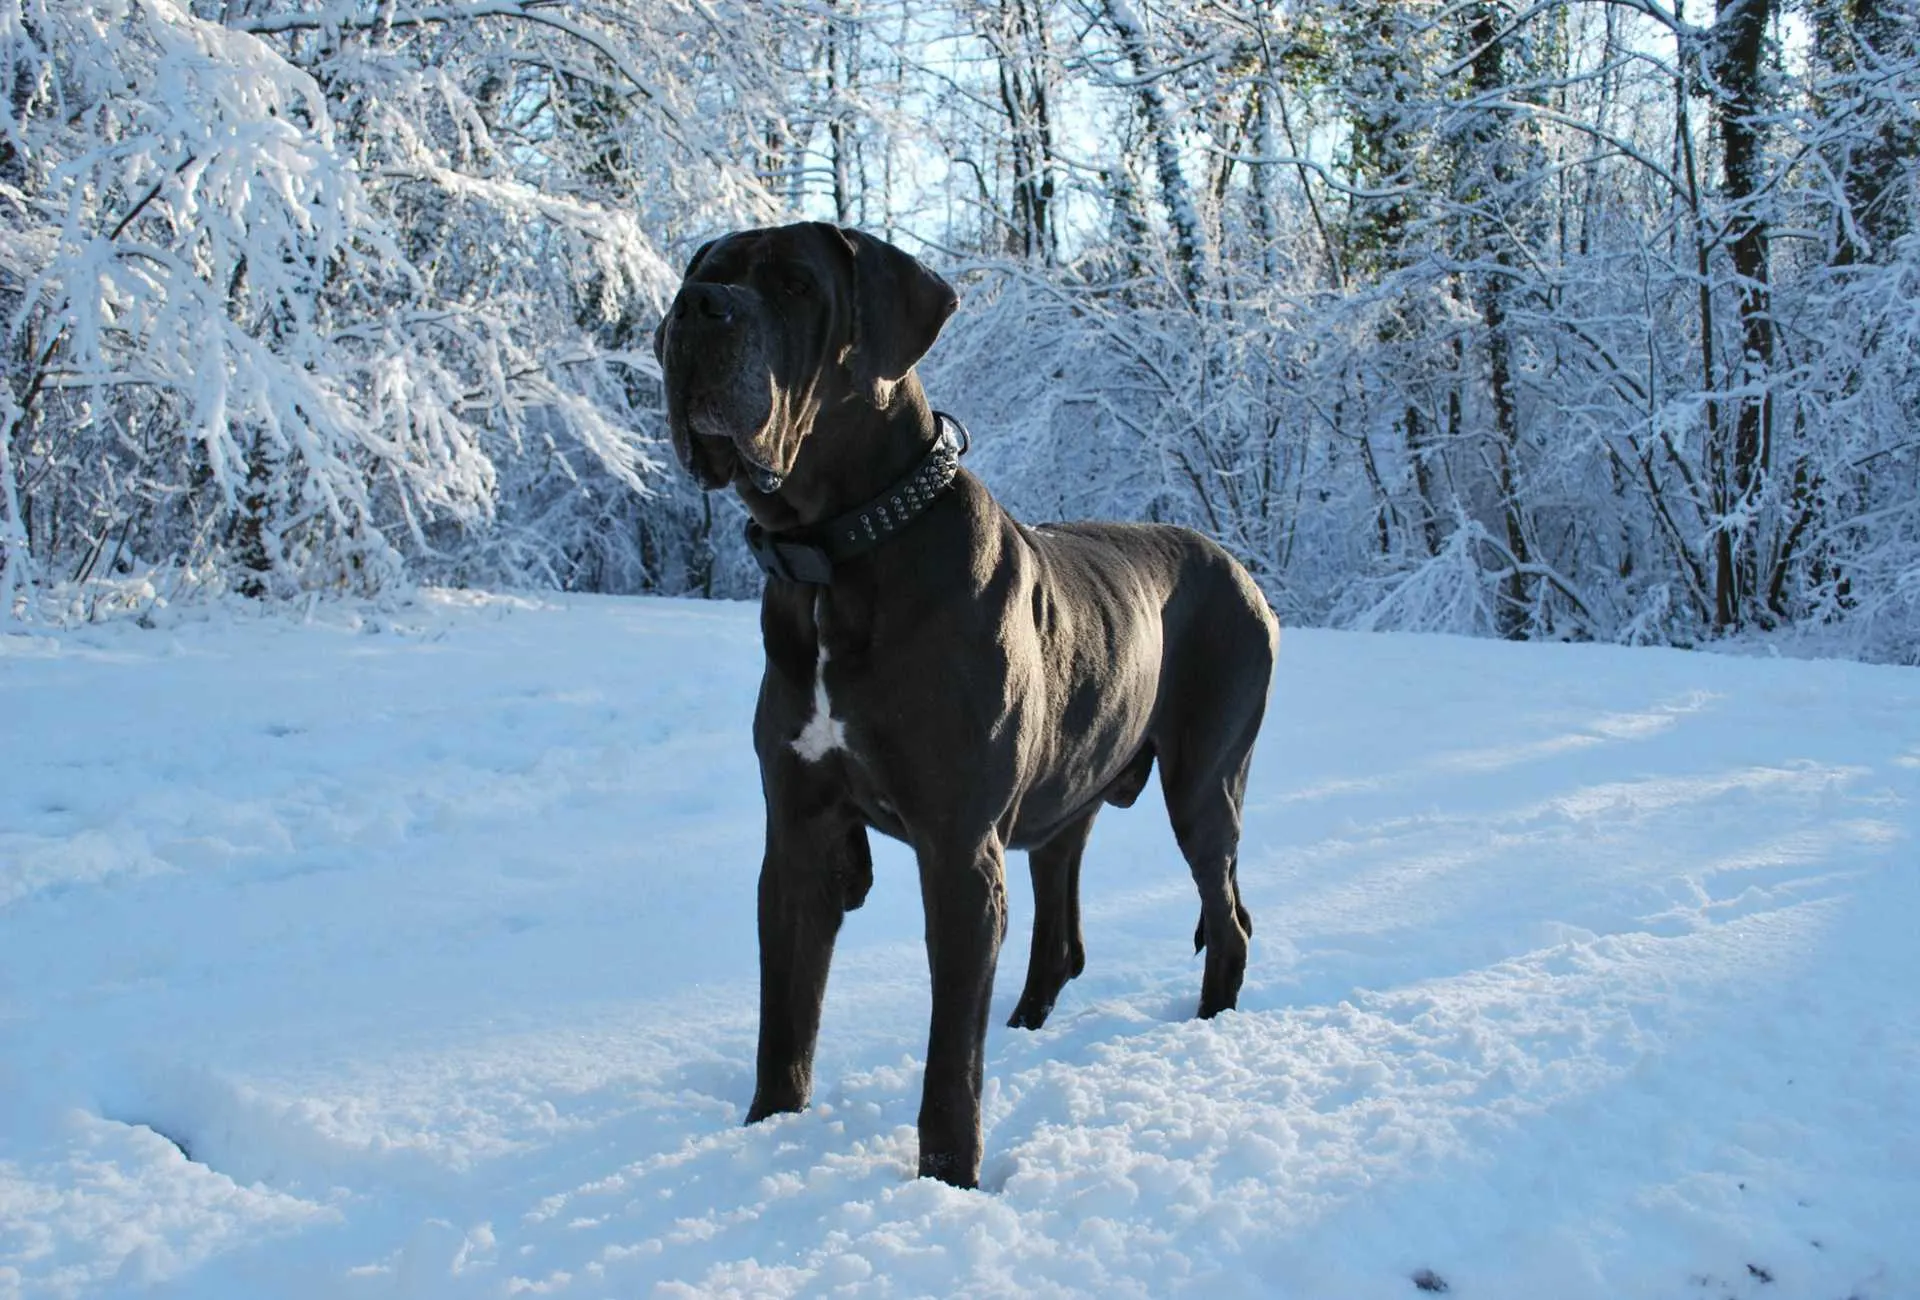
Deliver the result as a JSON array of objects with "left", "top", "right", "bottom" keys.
[{"left": 4, "top": 0, "right": 1915, "bottom": 663}]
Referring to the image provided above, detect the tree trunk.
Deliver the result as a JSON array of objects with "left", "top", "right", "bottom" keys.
[
  {"left": 0, "top": 393, "right": 28, "bottom": 614},
  {"left": 1710, "top": 0, "right": 1774, "bottom": 630},
  {"left": 1460, "top": 0, "right": 1537, "bottom": 637},
  {"left": 1101, "top": 0, "right": 1208, "bottom": 308},
  {"left": 985, "top": 0, "right": 1060, "bottom": 262},
  {"left": 825, "top": 0, "right": 856, "bottom": 226},
  {"left": 1816, "top": 0, "right": 1917, "bottom": 263}
]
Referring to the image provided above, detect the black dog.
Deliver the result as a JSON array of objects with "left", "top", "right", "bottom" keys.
[{"left": 655, "top": 223, "right": 1277, "bottom": 1189}]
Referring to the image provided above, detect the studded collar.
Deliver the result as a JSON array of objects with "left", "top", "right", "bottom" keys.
[{"left": 743, "top": 412, "right": 971, "bottom": 585}]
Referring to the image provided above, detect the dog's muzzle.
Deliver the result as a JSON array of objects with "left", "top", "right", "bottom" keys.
[
  {"left": 663, "top": 282, "right": 785, "bottom": 493},
  {"left": 686, "top": 431, "right": 783, "bottom": 494}
]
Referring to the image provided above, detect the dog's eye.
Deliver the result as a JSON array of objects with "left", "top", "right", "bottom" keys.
[{"left": 782, "top": 274, "right": 813, "bottom": 299}]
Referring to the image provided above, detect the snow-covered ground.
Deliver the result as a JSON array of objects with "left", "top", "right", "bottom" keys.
[{"left": 1, "top": 592, "right": 1915, "bottom": 1300}]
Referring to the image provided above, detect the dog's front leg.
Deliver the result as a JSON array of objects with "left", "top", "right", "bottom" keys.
[
  {"left": 746, "top": 775, "right": 865, "bottom": 1124},
  {"left": 915, "top": 834, "right": 1008, "bottom": 1188}
]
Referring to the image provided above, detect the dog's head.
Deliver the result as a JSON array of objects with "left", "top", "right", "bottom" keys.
[{"left": 654, "top": 223, "right": 957, "bottom": 493}]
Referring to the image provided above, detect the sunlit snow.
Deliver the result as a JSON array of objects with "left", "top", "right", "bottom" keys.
[{"left": 1, "top": 593, "right": 1915, "bottom": 1298}]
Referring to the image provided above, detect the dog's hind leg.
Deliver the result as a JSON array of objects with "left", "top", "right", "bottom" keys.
[
  {"left": 1160, "top": 708, "right": 1261, "bottom": 1019},
  {"left": 1193, "top": 858, "right": 1253, "bottom": 955},
  {"left": 1008, "top": 810, "right": 1096, "bottom": 1030}
]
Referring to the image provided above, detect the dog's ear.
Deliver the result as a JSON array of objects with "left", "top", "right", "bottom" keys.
[{"left": 836, "top": 226, "right": 957, "bottom": 402}]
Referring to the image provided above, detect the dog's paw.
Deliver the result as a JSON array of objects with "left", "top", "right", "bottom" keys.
[
  {"left": 744, "top": 1089, "right": 807, "bottom": 1125},
  {"left": 917, "top": 1149, "right": 981, "bottom": 1190},
  {"left": 1006, "top": 995, "right": 1055, "bottom": 1031}
]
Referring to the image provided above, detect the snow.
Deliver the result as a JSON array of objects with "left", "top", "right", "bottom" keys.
[{"left": 1, "top": 592, "right": 1916, "bottom": 1299}]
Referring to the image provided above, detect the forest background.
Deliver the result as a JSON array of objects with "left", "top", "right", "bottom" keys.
[{"left": 3, "top": 0, "right": 1916, "bottom": 661}]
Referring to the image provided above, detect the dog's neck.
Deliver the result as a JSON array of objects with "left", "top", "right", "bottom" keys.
[{"left": 737, "top": 373, "right": 940, "bottom": 534}]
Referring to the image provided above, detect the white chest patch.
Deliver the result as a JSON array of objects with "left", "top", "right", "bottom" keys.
[{"left": 792, "top": 603, "right": 847, "bottom": 763}]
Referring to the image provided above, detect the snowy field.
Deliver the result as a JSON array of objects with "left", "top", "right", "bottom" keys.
[{"left": 1, "top": 592, "right": 1916, "bottom": 1300}]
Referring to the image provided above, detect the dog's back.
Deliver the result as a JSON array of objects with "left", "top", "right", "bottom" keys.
[{"left": 1021, "top": 518, "right": 1278, "bottom": 706}]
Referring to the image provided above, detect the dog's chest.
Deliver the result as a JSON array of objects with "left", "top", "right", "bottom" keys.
[
  {"left": 787, "top": 590, "right": 860, "bottom": 765},
  {"left": 792, "top": 631, "right": 846, "bottom": 763}
]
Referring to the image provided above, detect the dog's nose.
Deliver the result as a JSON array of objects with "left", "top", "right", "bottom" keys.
[{"left": 673, "top": 283, "right": 733, "bottom": 325}]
